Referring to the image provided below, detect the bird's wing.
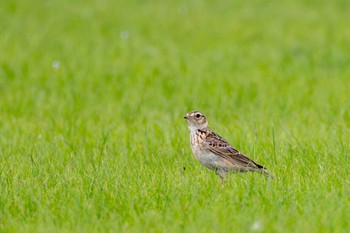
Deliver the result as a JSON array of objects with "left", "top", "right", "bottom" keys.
[{"left": 203, "top": 130, "right": 264, "bottom": 169}]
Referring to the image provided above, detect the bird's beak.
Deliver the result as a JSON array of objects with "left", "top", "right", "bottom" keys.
[{"left": 184, "top": 115, "right": 188, "bottom": 119}]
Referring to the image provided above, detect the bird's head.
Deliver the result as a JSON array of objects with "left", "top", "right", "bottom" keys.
[{"left": 184, "top": 111, "right": 208, "bottom": 130}]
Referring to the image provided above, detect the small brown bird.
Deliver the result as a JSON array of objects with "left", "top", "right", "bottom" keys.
[{"left": 184, "top": 111, "right": 273, "bottom": 180}]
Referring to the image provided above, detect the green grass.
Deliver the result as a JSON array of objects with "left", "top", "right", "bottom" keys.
[{"left": 1, "top": 0, "right": 350, "bottom": 232}]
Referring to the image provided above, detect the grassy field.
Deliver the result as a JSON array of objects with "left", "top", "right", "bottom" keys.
[{"left": 1, "top": 0, "right": 350, "bottom": 232}]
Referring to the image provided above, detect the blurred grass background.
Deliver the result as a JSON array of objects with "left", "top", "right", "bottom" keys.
[{"left": 1, "top": 0, "right": 350, "bottom": 232}]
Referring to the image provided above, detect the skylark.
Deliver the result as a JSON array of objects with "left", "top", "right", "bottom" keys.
[{"left": 184, "top": 111, "right": 273, "bottom": 180}]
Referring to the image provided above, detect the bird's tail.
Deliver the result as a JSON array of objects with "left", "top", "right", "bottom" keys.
[
  {"left": 254, "top": 163, "right": 274, "bottom": 179},
  {"left": 261, "top": 168, "right": 274, "bottom": 179}
]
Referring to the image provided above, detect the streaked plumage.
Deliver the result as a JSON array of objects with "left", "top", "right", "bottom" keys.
[{"left": 184, "top": 110, "right": 273, "bottom": 180}]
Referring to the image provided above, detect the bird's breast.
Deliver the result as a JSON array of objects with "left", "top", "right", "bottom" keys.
[
  {"left": 190, "top": 130, "right": 205, "bottom": 147},
  {"left": 189, "top": 130, "right": 208, "bottom": 157}
]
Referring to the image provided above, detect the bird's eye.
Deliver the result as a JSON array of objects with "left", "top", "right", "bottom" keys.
[{"left": 195, "top": 113, "right": 201, "bottom": 118}]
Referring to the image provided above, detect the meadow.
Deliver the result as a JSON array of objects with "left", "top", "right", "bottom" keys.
[{"left": 1, "top": 0, "right": 350, "bottom": 232}]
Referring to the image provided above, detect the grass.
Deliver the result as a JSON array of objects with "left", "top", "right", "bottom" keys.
[{"left": 1, "top": 0, "right": 350, "bottom": 232}]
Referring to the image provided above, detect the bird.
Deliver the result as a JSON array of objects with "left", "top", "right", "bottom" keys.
[{"left": 184, "top": 110, "right": 273, "bottom": 181}]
